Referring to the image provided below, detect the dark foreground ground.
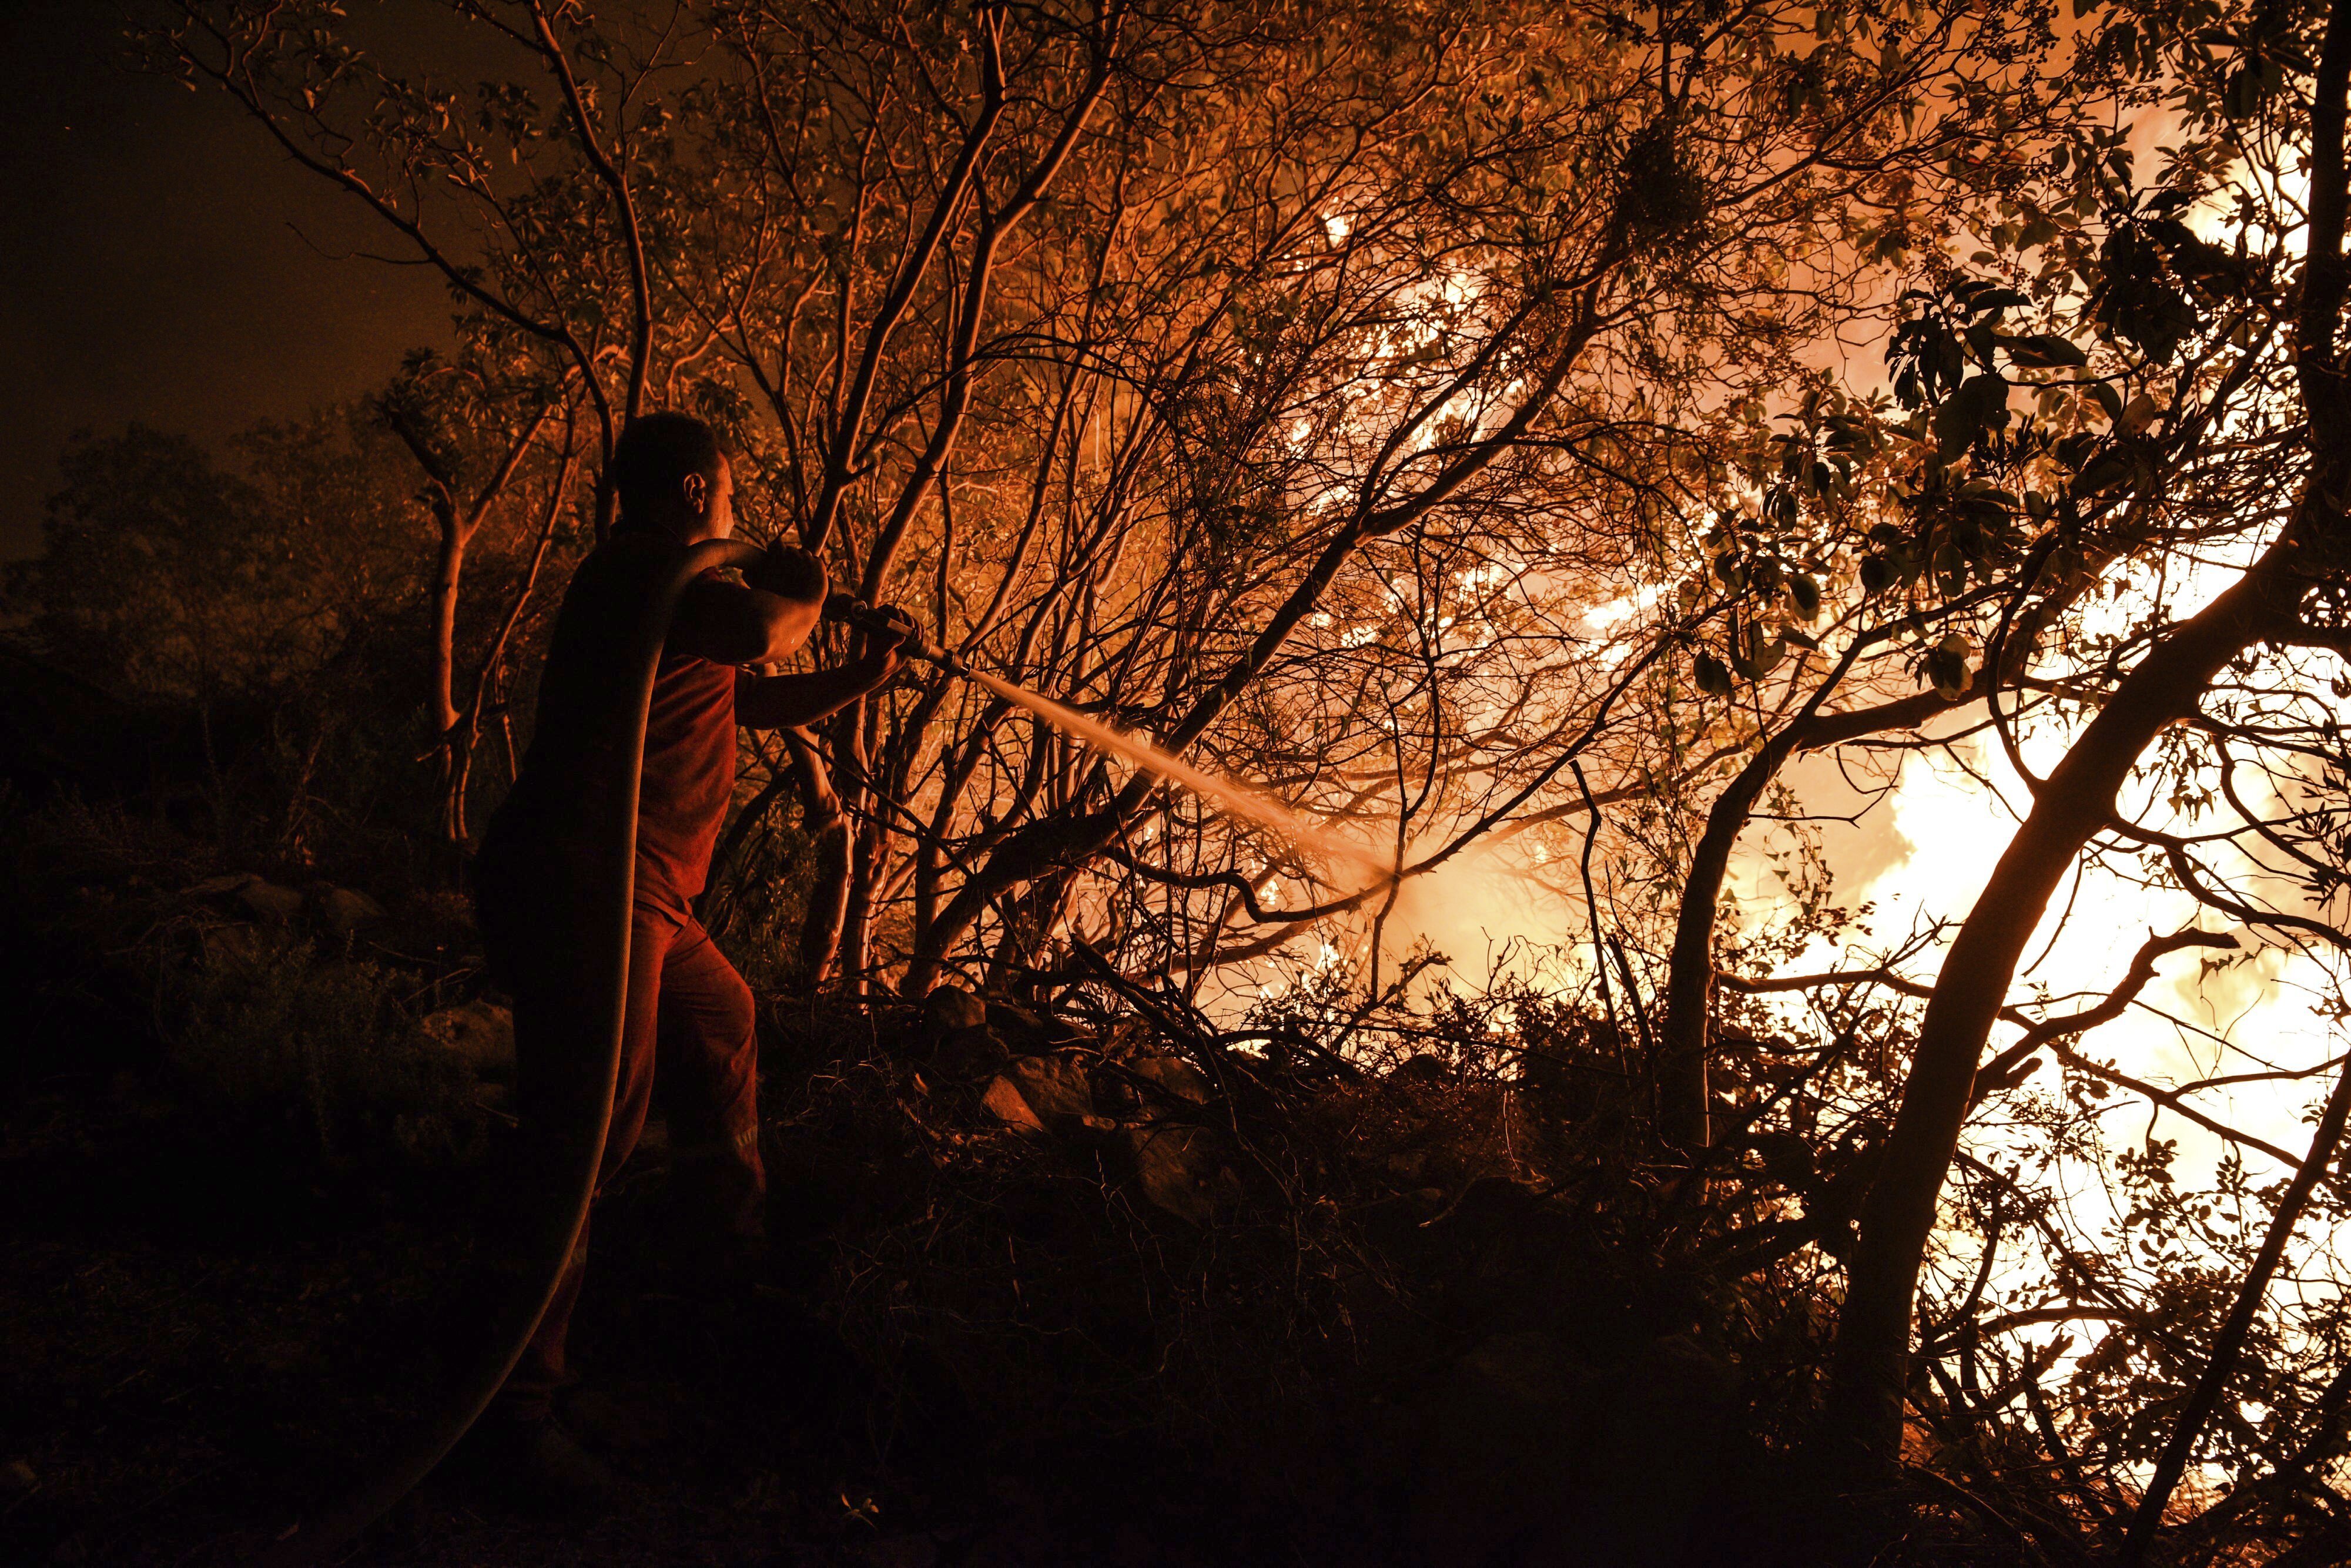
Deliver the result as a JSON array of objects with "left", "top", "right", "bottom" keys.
[{"left": 1, "top": 1061, "right": 1291, "bottom": 1568}]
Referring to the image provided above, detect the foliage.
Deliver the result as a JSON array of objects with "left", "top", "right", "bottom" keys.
[
  {"left": 4, "top": 401, "right": 592, "bottom": 869},
  {"left": 160, "top": 926, "right": 488, "bottom": 1171},
  {"left": 4, "top": 421, "right": 418, "bottom": 703}
]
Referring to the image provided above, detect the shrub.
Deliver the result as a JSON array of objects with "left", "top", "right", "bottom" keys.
[{"left": 159, "top": 927, "right": 486, "bottom": 1171}]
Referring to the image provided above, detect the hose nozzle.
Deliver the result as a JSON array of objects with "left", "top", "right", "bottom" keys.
[{"left": 822, "top": 594, "right": 956, "bottom": 670}]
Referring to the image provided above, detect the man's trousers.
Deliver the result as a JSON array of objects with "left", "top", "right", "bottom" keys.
[{"left": 475, "top": 873, "right": 766, "bottom": 1420}]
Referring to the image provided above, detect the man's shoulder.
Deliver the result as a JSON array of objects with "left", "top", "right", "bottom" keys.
[
  {"left": 582, "top": 527, "right": 686, "bottom": 575},
  {"left": 558, "top": 528, "right": 684, "bottom": 614}
]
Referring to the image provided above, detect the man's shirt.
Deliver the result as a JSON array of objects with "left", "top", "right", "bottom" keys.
[{"left": 486, "top": 527, "right": 742, "bottom": 920}]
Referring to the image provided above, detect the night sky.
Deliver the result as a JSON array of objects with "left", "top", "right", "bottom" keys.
[{"left": 0, "top": 1, "right": 453, "bottom": 562}]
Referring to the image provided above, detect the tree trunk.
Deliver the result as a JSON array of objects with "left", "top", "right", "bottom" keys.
[
  {"left": 1826, "top": 0, "right": 2351, "bottom": 1458},
  {"left": 797, "top": 701, "right": 866, "bottom": 987},
  {"left": 1821, "top": 528, "right": 2310, "bottom": 1467},
  {"left": 430, "top": 507, "right": 470, "bottom": 845},
  {"left": 1659, "top": 733, "right": 1791, "bottom": 1147},
  {"left": 1659, "top": 672, "right": 1949, "bottom": 1147},
  {"left": 838, "top": 819, "right": 884, "bottom": 999},
  {"left": 798, "top": 819, "right": 853, "bottom": 988}
]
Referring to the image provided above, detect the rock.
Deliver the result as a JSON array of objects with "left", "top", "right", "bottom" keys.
[
  {"left": 1127, "top": 1123, "right": 1239, "bottom": 1224},
  {"left": 237, "top": 878, "right": 306, "bottom": 924},
  {"left": 935, "top": 1023, "right": 1009, "bottom": 1080},
  {"left": 922, "top": 984, "right": 1007, "bottom": 1078},
  {"left": 309, "top": 884, "right": 386, "bottom": 935},
  {"left": 186, "top": 872, "right": 310, "bottom": 926},
  {"left": 980, "top": 1076, "right": 1044, "bottom": 1134},
  {"left": 985, "top": 997, "right": 1048, "bottom": 1032},
  {"left": 1126, "top": 1053, "right": 1212, "bottom": 1106},
  {"left": 199, "top": 922, "right": 266, "bottom": 964},
  {"left": 922, "top": 984, "right": 989, "bottom": 1034},
  {"left": 417, "top": 999, "right": 517, "bottom": 1080},
  {"left": 981, "top": 1053, "right": 1095, "bottom": 1136}
]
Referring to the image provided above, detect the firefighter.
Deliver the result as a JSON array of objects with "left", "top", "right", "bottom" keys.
[{"left": 467, "top": 411, "right": 902, "bottom": 1505}]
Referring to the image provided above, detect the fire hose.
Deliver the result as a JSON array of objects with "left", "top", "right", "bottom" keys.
[
  {"left": 260, "top": 535, "right": 764, "bottom": 1565},
  {"left": 824, "top": 592, "right": 950, "bottom": 671}
]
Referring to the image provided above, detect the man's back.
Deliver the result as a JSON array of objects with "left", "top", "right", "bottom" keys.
[{"left": 485, "top": 527, "right": 740, "bottom": 917}]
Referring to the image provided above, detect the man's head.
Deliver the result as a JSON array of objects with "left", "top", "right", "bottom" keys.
[{"left": 610, "top": 413, "right": 734, "bottom": 542}]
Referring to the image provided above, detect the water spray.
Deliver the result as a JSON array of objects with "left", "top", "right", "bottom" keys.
[{"left": 822, "top": 595, "right": 1395, "bottom": 883}]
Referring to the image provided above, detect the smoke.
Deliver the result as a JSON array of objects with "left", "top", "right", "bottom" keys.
[{"left": 1375, "top": 843, "right": 1577, "bottom": 994}]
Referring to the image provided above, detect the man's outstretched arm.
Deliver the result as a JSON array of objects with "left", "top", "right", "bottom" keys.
[{"left": 735, "top": 646, "right": 903, "bottom": 730}]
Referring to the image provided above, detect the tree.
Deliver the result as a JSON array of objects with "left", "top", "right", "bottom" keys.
[
  {"left": 1805, "top": 0, "right": 2351, "bottom": 1508},
  {"left": 376, "top": 356, "right": 585, "bottom": 844},
  {"left": 5, "top": 423, "right": 411, "bottom": 706}
]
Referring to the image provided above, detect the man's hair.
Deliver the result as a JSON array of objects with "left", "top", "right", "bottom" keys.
[{"left": 609, "top": 413, "right": 724, "bottom": 523}]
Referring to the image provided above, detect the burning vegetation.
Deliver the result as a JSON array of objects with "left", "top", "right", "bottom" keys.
[{"left": 8, "top": 0, "right": 2351, "bottom": 1563}]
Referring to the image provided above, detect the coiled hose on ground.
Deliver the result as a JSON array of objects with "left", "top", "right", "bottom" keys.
[{"left": 259, "top": 536, "right": 765, "bottom": 1566}]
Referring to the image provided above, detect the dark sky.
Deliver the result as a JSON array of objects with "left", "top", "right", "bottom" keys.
[{"left": 0, "top": 1, "right": 455, "bottom": 561}]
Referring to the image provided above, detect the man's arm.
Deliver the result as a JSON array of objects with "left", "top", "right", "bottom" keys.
[
  {"left": 667, "top": 544, "right": 826, "bottom": 665},
  {"left": 736, "top": 647, "right": 903, "bottom": 731},
  {"left": 668, "top": 579, "right": 822, "bottom": 666}
]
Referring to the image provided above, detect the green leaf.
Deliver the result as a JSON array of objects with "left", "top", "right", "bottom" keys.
[
  {"left": 1732, "top": 629, "right": 1786, "bottom": 679},
  {"left": 1965, "top": 320, "right": 2000, "bottom": 369},
  {"left": 1924, "top": 644, "right": 1970, "bottom": 696},
  {"left": 1789, "top": 573, "right": 1822, "bottom": 618},
  {"left": 2001, "top": 333, "right": 2089, "bottom": 369},
  {"left": 2224, "top": 66, "right": 2262, "bottom": 120},
  {"left": 1933, "top": 374, "right": 2010, "bottom": 461},
  {"left": 1694, "top": 652, "right": 1733, "bottom": 696},
  {"left": 2071, "top": 448, "right": 2133, "bottom": 496}
]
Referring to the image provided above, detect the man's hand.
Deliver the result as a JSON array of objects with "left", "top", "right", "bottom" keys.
[
  {"left": 855, "top": 604, "right": 916, "bottom": 691},
  {"left": 732, "top": 604, "right": 923, "bottom": 731},
  {"left": 745, "top": 543, "right": 828, "bottom": 605}
]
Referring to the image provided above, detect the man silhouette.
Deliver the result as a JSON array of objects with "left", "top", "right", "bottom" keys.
[{"left": 469, "top": 412, "right": 901, "bottom": 1504}]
